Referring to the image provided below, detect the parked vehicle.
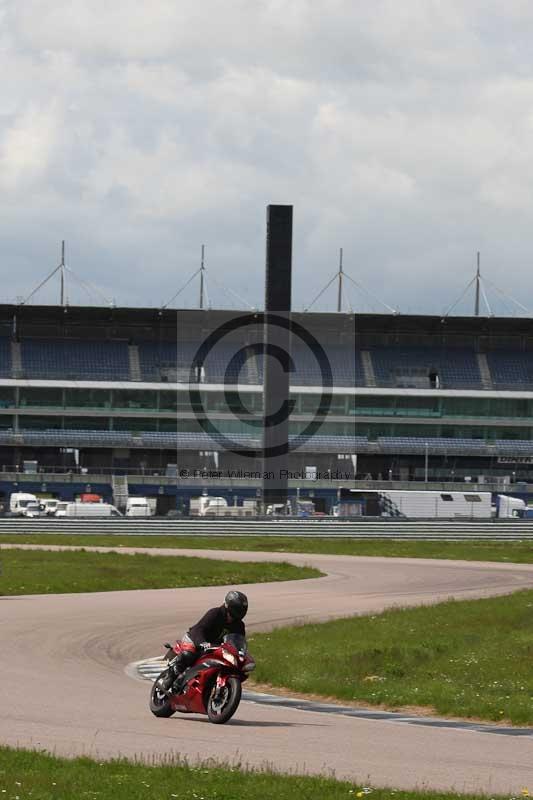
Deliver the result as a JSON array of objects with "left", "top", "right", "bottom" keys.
[
  {"left": 9, "top": 492, "right": 38, "bottom": 516},
  {"left": 338, "top": 489, "right": 492, "bottom": 519},
  {"left": 266, "top": 503, "right": 288, "bottom": 516},
  {"left": 57, "top": 502, "right": 123, "bottom": 518},
  {"left": 23, "top": 501, "right": 42, "bottom": 518},
  {"left": 40, "top": 499, "right": 59, "bottom": 516},
  {"left": 192, "top": 496, "right": 228, "bottom": 516},
  {"left": 337, "top": 489, "right": 526, "bottom": 519},
  {"left": 126, "top": 497, "right": 153, "bottom": 517},
  {"left": 150, "top": 634, "right": 255, "bottom": 724},
  {"left": 494, "top": 494, "right": 526, "bottom": 518},
  {"left": 55, "top": 502, "right": 69, "bottom": 517}
]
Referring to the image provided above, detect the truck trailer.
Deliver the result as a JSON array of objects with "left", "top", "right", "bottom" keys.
[
  {"left": 338, "top": 489, "right": 493, "bottom": 519},
  {"left": 337, "top": 489, "right": 526, "bottom": 519}
]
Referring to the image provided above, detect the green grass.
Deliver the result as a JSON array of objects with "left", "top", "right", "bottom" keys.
[
  {"left": 248, "top": 589, "right": 533, "bottom": 725},
  {"left": 2, "top": 533, "right": 533, "bottom": 564},
  {"left": 0, "top": 746, "right": 518, "bottom": 800},
  {"left": 0, "top": 549, "right": 321, "bottom": 595}
]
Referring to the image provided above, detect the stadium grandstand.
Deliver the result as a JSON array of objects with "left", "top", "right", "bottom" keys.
[{"left": 1, "top": 303, "right": 533, "bottom": 513}]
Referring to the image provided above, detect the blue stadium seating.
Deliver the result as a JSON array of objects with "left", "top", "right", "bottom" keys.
[
  {"left": 138, "top": 342, "right": 254, "bottom": 383},
  {"left": 254, "top": 344, "right": 360, "bottom": 387},
  {"left": 0, "top": 427, "right": 360, "bottom": 453},
  {"left": 378, "top": 436, "right": 490, "bottom": 454},
  {"left": 494, "top": 439, "right": 533, "bottom": 455},
  {"left": 370, "top": 347, "right": 482, "bottom": 389},
  {"left": 486, "top": 351, "right": 533, "bottom": 388},
  {"left": 0, "top": 338, "right": 11, "bottom": 378},
  {"left": 139, "top": 342, "right": 193, "bottom": 382},
  {"left": 5, "top": 424, "right": 532, "bottom": 457},
  {"left": 13, "top": 336, "right": 533, "bottom": 395},
  {"left": 20, "top": 340, "right": 130, "bottom": 381}
]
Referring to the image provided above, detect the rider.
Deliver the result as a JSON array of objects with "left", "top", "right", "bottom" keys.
[{"left": 164, "top": 590, "right": 248, "bottom": 692}]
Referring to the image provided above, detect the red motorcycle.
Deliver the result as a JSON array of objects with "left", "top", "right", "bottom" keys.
[{"left": 149, "top": 634, "right": 256, "bottom": 724}]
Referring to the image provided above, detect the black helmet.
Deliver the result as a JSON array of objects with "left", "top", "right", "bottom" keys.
[{"left": 224, "top": 590, "right": 248, "bottom": 620}]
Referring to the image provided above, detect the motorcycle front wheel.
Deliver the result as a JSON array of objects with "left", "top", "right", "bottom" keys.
[
  {"left": 207, "top": 676, "right": 242, "bottom": 724},
  {"left": 149, "top": 671, "right": 175, "bottom": 718}
]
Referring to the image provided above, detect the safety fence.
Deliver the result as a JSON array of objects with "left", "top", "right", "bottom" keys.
[{"left": 2, "top": 517, "right": 533, "bottom": 540}]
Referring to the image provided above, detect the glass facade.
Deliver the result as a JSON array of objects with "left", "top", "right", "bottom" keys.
[
  {"left": 64, "top": 389, "right": 110, "bottom": 409},
  {"left": 4, "top": 387, "right": 533, "bottom": 441}
]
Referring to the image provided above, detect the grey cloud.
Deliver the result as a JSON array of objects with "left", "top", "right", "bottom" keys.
[{"left": 2, "top": 1, "right": 533, "bottom": 315}]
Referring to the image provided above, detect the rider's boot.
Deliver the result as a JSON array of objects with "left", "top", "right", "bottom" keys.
[
  {"left": 160, "top": 656, "right": 181, "bottom": 691},
  {"left": 172, "top": 671, "right": 186, "bottom": 694}
]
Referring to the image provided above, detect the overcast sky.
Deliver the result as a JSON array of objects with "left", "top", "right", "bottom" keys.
[{"left": 3, "top": 1, "right": 533, "bottom": 315}]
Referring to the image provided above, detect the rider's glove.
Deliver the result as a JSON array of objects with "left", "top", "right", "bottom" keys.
[{"left": 199, "top": 642, "right": 210, "bottom": 651}]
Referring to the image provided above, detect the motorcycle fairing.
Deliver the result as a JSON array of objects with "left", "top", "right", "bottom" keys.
[{"left": 169, "top": 659, "right": 233, "bottom": 714}]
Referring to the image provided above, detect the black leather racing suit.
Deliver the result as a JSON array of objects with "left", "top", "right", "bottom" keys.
[{"left": 169, "top": 605, "right": 246, "bottom": 685}]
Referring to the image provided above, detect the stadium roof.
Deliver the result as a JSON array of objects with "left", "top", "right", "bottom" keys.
[{"left": 0, "top": 303, "right": 531, "bottom": 344}]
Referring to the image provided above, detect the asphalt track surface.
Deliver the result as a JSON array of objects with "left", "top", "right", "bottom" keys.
[{"left": 2, "top": 544, "right": 533, "bottom": 793}]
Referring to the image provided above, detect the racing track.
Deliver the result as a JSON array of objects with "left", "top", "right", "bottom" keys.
[{"left": 2, "top": 545, "right": 533, "bottom": 793}]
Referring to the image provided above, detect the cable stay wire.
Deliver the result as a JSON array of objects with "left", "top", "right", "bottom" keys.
[
  {"left": 304, "top": 250, "right": 397, "bottom": 314},
  {"left": 202, "top": 272, "right": 211, "bottom": 310},
  {"left": 490, "top": 287, "right": 514, "bottom": 316},
  {"left": 343, "top": 282, "right": 356, "bottom": 313},
  {"left": 479, "top": 279, "right": 493, "bottom": 316},
  {"left": 481, "top": 275, "right": 531, "bottom": 315},
  {"left": 64, "top": 266, "right": 114, "bottom": 307},
  {"left": 204, "top": 270, "right": 254, "bottom": 310},
  {"left": 303, "top": 272, "right": 338, "bottom": 312},
  {"left": 161, "top": 268, "right": 202, "bottom": 309},
  {"left": 444, "top": 254, "right": 532, "bottom": 318},
  {"left": 20, "top": 262, "right": 63, "bottom": 305},
  {"left": 442, "top": 275, "right": 477, "bottom": 317},
  {"left": 344, "top": 273, "right": 398, "bottom": 314}
]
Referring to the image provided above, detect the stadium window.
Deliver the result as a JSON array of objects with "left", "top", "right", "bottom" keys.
[
  {"left": 64, "top": 416, "right": 109, "bottom": 430},
  {"left": 113, "top": 389, "right": 156, "bottom": 411},
  {"left": 159, "top": 391, "right": 190, "bottom": 412},
  {"left": 300, "top": 394, "right": 322, "bottom": 414},
  {"left": 159, "top": 418, "right": 178, "bottom": 432},
  {"left": 328, "top": 396, "right": 347, "bottom": 414},
  {"left": 217, "top": 391, "right": 254, "bottom": 414},
  {"left": 65, "top": 389, "right": 110, "bottom": 409},
  {"left": 0, "top": 387, "right": 14, "bottom": 408},
  {"left": 20, "top": 416, "right": 62, "bottom": 430},
  {"left": 440, "top": 494, "right": 454, "bottom": 501},
  {"left": 19, "top": 387, "right": 63, "bottom": 408},
  {"left": 113, "top": 417, "right": 156, "bottom": 432},
  {"left": 464, "top": 494, "right": 481, "bottom": 502}
]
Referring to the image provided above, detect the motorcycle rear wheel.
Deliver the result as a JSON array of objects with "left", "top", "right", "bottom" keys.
[
  {"left": 207, "top": 676, "right": 242, "bottom": 724},
  {"left": 149, "top": 671, "right": 175, "bottom": 718}
]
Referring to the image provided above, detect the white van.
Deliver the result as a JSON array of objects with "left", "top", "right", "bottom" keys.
[
  {"left": 61, "top": 502, "right": 123, "bottom": 518},
  {"left": 23, "top": 501, "right": 42, "bottom": 518},
  {"left": 9, "top": 492, "right": 38, "bottom": 516},
  {"left": 55, "top": 502, "right": 69, "bottom": 518},
  {"left": 125, "top": 497, "right": 152, "bottom": 517},
  {"left": 40, "top": 499, "right": 59, "bottom": 516}
]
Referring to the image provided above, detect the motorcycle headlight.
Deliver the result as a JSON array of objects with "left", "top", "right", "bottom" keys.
[
  {"left": 243, "top": 659, "right": 256, "bottom": 672},
  {"left": 223, "top": 649, "right": 237, "bottom": 666}
]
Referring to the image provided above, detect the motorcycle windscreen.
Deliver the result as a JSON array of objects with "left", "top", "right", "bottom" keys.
[{"left": 222, "top": 633, "right": 247, "bottom": 654}]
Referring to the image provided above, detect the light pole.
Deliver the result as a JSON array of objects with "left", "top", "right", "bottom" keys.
[{"left": 424, "top": 442, "right": 429, "bottom": 483}]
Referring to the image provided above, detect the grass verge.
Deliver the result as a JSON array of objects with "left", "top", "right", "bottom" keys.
[
  {"left": 248, "top": 589, "right": 533, "bottom": 725},
  {"left": 0, "top": 549, "right": 320, "bottom": 595},
  {"left": 2, "top": 533, "right": 533, "bottom": 563},
  {"left": 0, "top": 746, "right": 517, "bottom": 799}
]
